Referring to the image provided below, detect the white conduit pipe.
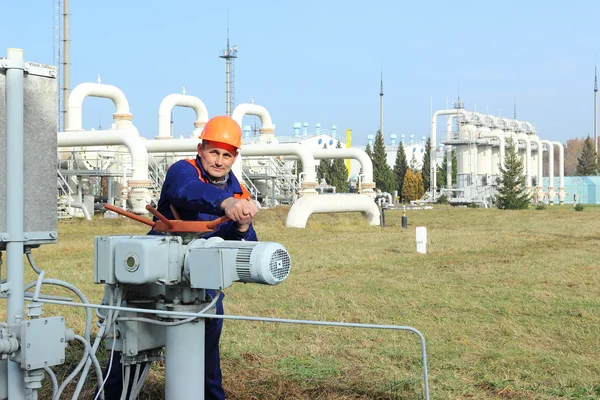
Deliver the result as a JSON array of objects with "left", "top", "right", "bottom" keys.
[
  {"left": 145, "top": 138, "right": 199, "bottom": 153},
  {"left": 241, "top": 144, "right": 317, "bottom": 194},
  {"left": 529, "top": 136, "right": 543, "bottom": 189},
  {"left": 311, "top": 148, "right": 375, "bottom": 196},
  {"left": 517, "top": 133, "right": 532, "bottom": 188},
  {"left": 232, "top": 103, "right": 274, "bottom": 134},
  {"left": 58, "top": 128, "right": 151, "bottom": 214},
  {"left": 479, "top": 131, "right": 505, "bottom": 170},
  {"left": 552, "top": 141, "right": 565, "bottom": 204},
  {"left": 446, "top": 115, "right": 456, "bottom": 187},
  {"left": 285, "top": 193, "right": 380, "bottom": 228},
  {"left": 430, "top": 109, "right": 461, "bottom": 199},
  {"left": 67, "top": 82, "right": 131, "bottom": 131},
  {"left": 157, "top": 94, "right": 209, "bottom": 139},
  {"left": 541, "top": 140, "right": 555, "bottom": 204}
]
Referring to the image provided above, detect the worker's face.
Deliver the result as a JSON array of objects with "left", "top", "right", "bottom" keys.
[{"left": 198, "top": 140, "right": 238, "bottom": 180}]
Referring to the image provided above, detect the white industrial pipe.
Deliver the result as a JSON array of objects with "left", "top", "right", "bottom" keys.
[
  {"left": 516, "top": 133, "right": 532, "bottom": 188},
  {"left": 241, "top": 144, "right": 317, "bottom": 194},
  {"left": 67, "top": 82, "right": 132, "bottom": 131},
  {"left": 157, "top": 94, "right": 209, "bottom": 139},
  {"left": 311, "top": 148, "right": 375, "bottom": 196},
  {"left": 145, "top": 138, "right": 200, "bottom": 153},
  {"left": 541, "top": 140, "right": 555, "bottom": 204},
  {"left": 479, "top": 131, "right": 505, "bottom": 170},
  {"left": 430, "top": 109, "right": 461, "bottom": 199},
  {"left": 58, "top": 128, "right": 151, "bottom": 214},
  {"left": 529, "top": 136, "right": 543, "bottom": 189},
  {"left": 552, "top": 141, "right": 565, "bottom": 204},
  {"left": 286, "top": 194, "right": 380, "bottom": 228},
  {"left": 445, "top": 115, "right": 456, "bottom": 187},
  {"left": 232, "top": 103, "right": 275, "bottom": 139}
]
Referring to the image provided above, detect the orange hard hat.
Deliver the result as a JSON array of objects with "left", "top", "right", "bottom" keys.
[{"left": 200, "top": 116, "right": 243, "bottom": 149}]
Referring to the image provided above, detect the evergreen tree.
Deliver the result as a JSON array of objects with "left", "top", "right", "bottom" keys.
[
  {"left": 575, "top": 136, "right": 599, "bottom": 175},
  {"left": 365, "top": 143, "right": 373, "bottom": 160},
  {"left": 422, "top": 137, "right": 431, "bottom": 191},
  {"left": 372, "top": 130, "right": 395, "bottom": 192},
  {"left": 415, "top": 171, "right": 425, "bottom": 199},
  {"left": 495, "top": 138, "right": 530, "bottom": 209},
  {"left": 329, "top": 141, "right": 349, "bottom": 192},
  {"left": 317, "top": 144, "right": 331, "bottom": 184},
  {"left": 409, "top": 152, "right": 419, "bottom": 173},
  {"left": 402, "top": 169, "right": 419, "bottom": 201},
  {"left": 393, "top": 143, "right": 408, "bottom": 200}
]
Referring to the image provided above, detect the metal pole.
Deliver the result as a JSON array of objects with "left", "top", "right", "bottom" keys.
[
  {"left": 63, "top": 0, "right": 70, "bottom": 130},
  {"left": 165, "top": 320, "right": 205, "bottom": 400},
  {"left": 225, "top": 59, "right": 231, "bottom": 116},
  {"left": 5, "top": 47, "right": 26, "bottom": 400}
]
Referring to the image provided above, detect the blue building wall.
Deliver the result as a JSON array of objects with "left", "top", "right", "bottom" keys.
[{"left": 542, "top": 176, "right": 600, "bottom": 204}]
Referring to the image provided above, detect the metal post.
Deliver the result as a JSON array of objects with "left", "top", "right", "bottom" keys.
[
  {"left": 165, "top": 320, "right": 205, "bottom": 400},
  {"left": 5, "top": 47, "right": 26, "bottom": 400},
  {"left": 63, "top": 0, "right": 70, "bottom": 130}
]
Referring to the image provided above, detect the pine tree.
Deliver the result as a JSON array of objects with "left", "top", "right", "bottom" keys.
[
  {"left": 575, "top": 136, "right": 599, "bottom": 175},
  {"left": 393, "top": 143, "right": 408, "bottom": 200},
  {"left": 495, "top": 138, "right": 530, "bottom": 209},
  {"left": 372, "top": 130, "right": 395, "bottom": 192},
  {"left": 365, "top": 143, "right": 373, "bottom": 159},
  {"left": 329, "top": 141, "right": 349, "bottom": 192},
  {"left": 402, "top": 169, "right": 419, "bottom": 201},
  {"left": 422, "top": 137, "right": 431, "bottom": 191},
  {"left": 317, "top": 144, "right": 331, "bottom": 184},
  {"left": 409, "top": 152, "right": 419, "bottom": 173}
]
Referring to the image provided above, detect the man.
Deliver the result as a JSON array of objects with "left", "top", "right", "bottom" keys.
[{"left": 101, "top": 115, "right": 258, "bottom": 399}]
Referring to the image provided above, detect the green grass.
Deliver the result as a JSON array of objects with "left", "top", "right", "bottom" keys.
[{"left": 4, "top": 204, "right": 600, "bottom": 399}]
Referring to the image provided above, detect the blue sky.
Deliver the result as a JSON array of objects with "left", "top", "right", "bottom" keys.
[{"left": 1, "top": 1, "right": 599, "bottom": 144}]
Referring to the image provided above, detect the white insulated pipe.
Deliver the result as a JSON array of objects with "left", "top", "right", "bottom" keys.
[
  {"left": 479, "top": 131, "right": 505, "bottom": 170},
  {"left": 286, "top": 194, "right": 380, "bottom": 228},
  {"left": 552, "top": 141, "right": 565, "bottom": 204},
  {"left": 311, "top": 148, "right": 375, "bottom": 196},
  {"left": 67, "top": 82, "right": 132, "bottom": 131},
  {"left": 145, "top": 138, "right": 200, "bottom": 153},
  {"left": 516, "top": 133, "right": 532, "bottom": 188},
  {"left": 157, "top": 94, "right": 209, "bottom": 139},
  {"left": 232, "top": 103, "right": 274, "bottom": 135},
  {"left": 57, "top": 128, "right": 151, "bottom": 214},
  {"left": 541, "top": 140, "right": 555, "bottom": 204},
  {"left": 446, "top": 115, "right": 456, "bottom": 187},
  {"left": 431, "top": 109, "right": 461, "bottom": 199},
  {"left": 241, "top": 144, "right": 317, "bottom": 194},
  {"left": 529, "top": 136, "right": 543, "bottom": 189}
]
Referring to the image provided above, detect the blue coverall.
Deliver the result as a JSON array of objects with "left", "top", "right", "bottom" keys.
[{"left": 101, "top": 156, "right": 257, "bottom": 400}]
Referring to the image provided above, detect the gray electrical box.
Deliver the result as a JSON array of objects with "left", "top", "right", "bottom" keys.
[{"left": 0, "top": 60, "right": 58, "bottom": 249}]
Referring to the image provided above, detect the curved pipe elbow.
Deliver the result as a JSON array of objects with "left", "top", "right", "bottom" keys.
[
  {"left": 285, "top": 194, "right": 380, "bottom": 228},
  {"left": 241, "top": 144, "right": 316, "bottom": 183},
  {"left": 311, "top": 148, "right": 373, "bottom": 185},
  {"left": 157, "top": 94, "right": 209, "bottom": 139},
  {"left": 232, "top": 104, "right": 274, "bottom": 130},
  {"left": 68, "top": 83, "right": 131, "bottom": 131}
]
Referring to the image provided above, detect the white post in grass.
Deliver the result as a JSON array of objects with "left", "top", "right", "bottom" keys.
[{"left": 416, "top": 227, "right": 427, "bottom": 254}]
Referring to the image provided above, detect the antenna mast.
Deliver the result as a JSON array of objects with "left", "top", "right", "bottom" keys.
[
  {"left": 379, "top": 70, "right": 384, "bottom": 137},
  {"left": 219, "top": 12, "right": 238, "bottom": 116},
  {"left": 595, "top": 59, "right": 598, "bottom": 157}
]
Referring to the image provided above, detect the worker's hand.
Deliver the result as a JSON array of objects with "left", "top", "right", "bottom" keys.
[{"left": 220, "top": 197, "right": 258, "bottom": 225}]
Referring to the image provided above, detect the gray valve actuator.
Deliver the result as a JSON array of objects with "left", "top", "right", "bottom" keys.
[{"left": 94, "top": 235, "right": 291, "bottom": 289}]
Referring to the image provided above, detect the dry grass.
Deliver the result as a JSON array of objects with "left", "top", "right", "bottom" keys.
[{"left": 3, "top": 204, "right": 600, "bottom": 399}]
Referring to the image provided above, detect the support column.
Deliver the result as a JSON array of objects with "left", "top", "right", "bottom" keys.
[
  {"left": 5, "top": 47, "right": 26, "bottom": 400},
  {"left": 165, "top": 320, "right": 205, "bottom": 400}
]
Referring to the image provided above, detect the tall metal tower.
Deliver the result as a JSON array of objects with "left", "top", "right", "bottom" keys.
[
  {"left": 379, "top": 71, "right": 384, "bottom": 136},
  {"left": 219, "top": 21, "right": 238, "bottom": 116},
  {"left": 594, "top": 64, "right": 598, "bottom": 155},
  {"left": 53, "top": 0, "right": 63, "bottom": 131},
  {"left": 62, "top": 0, "right": 70, "bottom": 130}
]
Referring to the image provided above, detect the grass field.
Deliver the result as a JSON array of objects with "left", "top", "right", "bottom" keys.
[{"left": 4, "top": 204, "right": 600, "bottom": 399}]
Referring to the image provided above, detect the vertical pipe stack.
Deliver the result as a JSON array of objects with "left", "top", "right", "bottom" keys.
[{"left": 5, "top": 47, "right": 26, "bottom": 400}]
